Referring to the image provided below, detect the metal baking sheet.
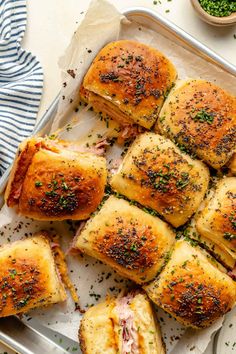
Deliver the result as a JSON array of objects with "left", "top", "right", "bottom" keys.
[
  {"left": 0, "top": 6, "right": 235, "bottom": 353},
  {"left": 0, "top": 6, "right": 235, "bottom": 199}
]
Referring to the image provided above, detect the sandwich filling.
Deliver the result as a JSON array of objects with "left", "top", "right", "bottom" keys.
[
  {"left": 116, "top": 293, "right": 139, "bottom": 354},
  {"left": 81, "top": 88, "right": 135, "bottom": 126}
]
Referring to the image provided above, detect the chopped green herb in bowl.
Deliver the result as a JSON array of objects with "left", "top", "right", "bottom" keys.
[
  {"left": 191, "top": 0, "right": 236, "bottom": 26},
  {"left": 198, "top": 0, "right": 236, "bottom": 17}
]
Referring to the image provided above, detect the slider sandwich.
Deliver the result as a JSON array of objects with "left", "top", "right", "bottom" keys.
[
  {"left": 196, "top": 177, "right": 236, "bottom": 265},
  {"left": 144, "top": 240, "right": 236, "bottom": 329},
  {"left": 74, "top": 195, "right": 175, "bottom": 284},
  {"left": 5, "top": 137, "right": 107, "bottom": 221},
  {"left": 111, "top": 132, "right": 210, "bottom": 227},
  {"left": 80, "top": 40, "right": 177, "bottom": 129},
  {"left": 157, "top": 79, "right": 236, "bottom": 169},
  {"left": 0, "top": 234, "right": 66, "bottom": 317},
  {"left": 79, "top": 291, "right": 165, "bottom": 354}
]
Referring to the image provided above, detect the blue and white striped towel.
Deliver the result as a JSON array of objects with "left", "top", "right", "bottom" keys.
[{"left": 0, "top": 0, "right": 43, "bottom": 176}]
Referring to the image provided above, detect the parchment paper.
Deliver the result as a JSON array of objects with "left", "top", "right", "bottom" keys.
[{"left": 0, "top": 0, "right": 235, "bottom": 353}]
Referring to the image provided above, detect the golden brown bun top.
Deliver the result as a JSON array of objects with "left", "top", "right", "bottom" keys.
[
  {"left": 91, "top": 196, "right": 175, "bottom": 272},
  {"left": 81, "top": 40, "right": 177, "bottom": 128},
  {"left": 111, "top": 132, "right": 209, "bottom": 227},
  {"left": 75, "top": 195, "right": 175, "bottom": 284},
  {"left": 0, "top": 234, "right": 66, "bottom": 317},
  {"left": 5, "top": 137, "right": 107, "bottom": 221},
  {"left": 157, "top": 79, "right": 236, "bottom": 169},
  {"left": 144, "top": 240, "right": 236, "bottom": 329}
]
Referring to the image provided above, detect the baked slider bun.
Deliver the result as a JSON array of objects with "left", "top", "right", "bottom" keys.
[
  {"left": 157, "top": 79, "right": 236, "bottom": 169},
  {"left": 79, "top": 291, "right": 165, "bottom": 354},
  {"left": 110, "top": 132, "right": 209, "bottom": 227},
  {"left": 0, "top": 234, "right": 66, "bottom": 317},
  {"left": 74, "top": 196, "right": 175, "bottom": 284},
  {"left": 196, "top": 177, "right": 236, "bottom": 261},
  {"left": 5, "top": 137, "right": 107, "bottom": 221},
  {"left": 80, "top": 40, "right": 177, "bottom": 129},
  {"left": 185, "top": 221, "right": 235, "bottom": 270},
  {"left": 144, "top": 240, "right": 236, "bottom": 329}
]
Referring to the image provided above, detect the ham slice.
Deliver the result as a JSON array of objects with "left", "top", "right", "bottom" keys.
[
  {"left": 110, "top": 158, "right": 122, "bottom": 175},
  {"left": 119, "top": 124, "right": 142, "bottom": 141},
  {"left": 67, "top": 221, "right": 87, "bottom": 255},
  {"left": 89, "top": 138, "right": 110, "bottom": 156},
  {"left": 116, "top": 293, "right": 139, "bottom": 354}
]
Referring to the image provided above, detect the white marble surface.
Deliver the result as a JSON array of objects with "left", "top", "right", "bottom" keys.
[{"left": 1, "top": 0, "right": 235, "bottom": 353}]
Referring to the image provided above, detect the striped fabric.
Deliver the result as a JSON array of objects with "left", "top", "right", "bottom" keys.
[{"left": 0, "top": 0, "right": 43, "bottom": 176}]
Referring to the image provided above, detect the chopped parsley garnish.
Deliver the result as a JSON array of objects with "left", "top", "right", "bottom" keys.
[
  {"left": 38, "top": 174, "right": 79, "bottom": 214},
  {"left": 62, "top": 182, "right": 69, "bottom": 191},
  {"left": 223, "top": 232, "right": 236, "bottom": 241},
  {"left": 9, "top": 269, "right": 17, "bottom": 279},
  {"left": 192, "top": 109, "right": 214, "bottom": 124},
  {"left": 48, "top": 134, "right": 57, "bottom": 140},
  {"left": 146, "top": 168, "right": 175, "bottom": 193},
  {"left": 130, "top": 244, "right": 137, "bottom": 252},
  {"left": 45, "top": 190, "right": 58, "bottom": 197},
  {"left": 35, "top": 181, "right": 43, "bottom": 187},
  {"left": 16, "top": 295, "right": 30, "bottom": 309},
  {"left": 66, "top": 124, "right": 72, "bottom": 132},
  {"left": 176, "top": 172, "right": 190, "bottom": 189},
  {"left": 229, "top": 212, "right": 236, "bottom": 229}
]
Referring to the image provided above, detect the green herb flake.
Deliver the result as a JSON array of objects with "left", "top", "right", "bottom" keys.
[
  {"left": 223, "top": 232, "right": 236, "bottom": 241},
  {"left": 62, "top": 182, "right": 69, "bottom": 191},
  {"left": 9, "top": 269, "right": 17, "bottom": 279},
  {"left": 35, "top": 181, "right": 43, "bottom": 187},
  {"left": 176, "top": 172, "right": 190, "bottom": 190},
  {"left": 130, "top": 244, "right": 137, "bottom": 252},
  {"left": 192, "top": 109, "right": 215, "bottom": 124},
  {"left": 66, "top": 124, "right": 72, "bottom": 132},
  {"left": 48, "top": 134, "right": 57, "bottom": 140}
]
